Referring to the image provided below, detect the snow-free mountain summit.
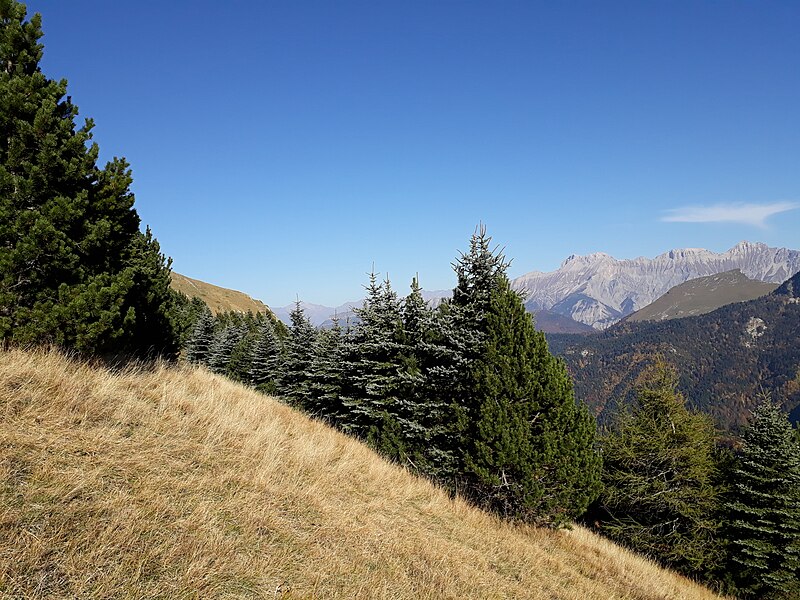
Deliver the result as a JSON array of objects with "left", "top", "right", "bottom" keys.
[{"left": 512, "top": 241, "right": 800, "bottom": 329}]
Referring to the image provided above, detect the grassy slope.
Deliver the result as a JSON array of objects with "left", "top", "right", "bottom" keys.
[
  {"left": 170, "top": 272, "right": 272, "bottom": 315},
  {"left": 0, "top": 350, "right": 722, "bottom": 599},
  {"left": 627, "top": 270, "right": 777, "bottom": 323}
]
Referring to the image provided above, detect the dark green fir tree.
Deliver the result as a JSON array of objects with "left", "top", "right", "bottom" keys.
[
  {"left": 462, "top": 274, "right": 601, "bottom": 527},
  {"left": 0, "top": 0, "right": 178, "bottom": 356},
  {"left": 725, "top": 398, "right": 800, "bottom": 599}
]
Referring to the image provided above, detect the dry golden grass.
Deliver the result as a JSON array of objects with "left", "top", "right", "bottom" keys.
[
  {"left": 0, "top": 348, "right": 724, "bottom": 599},
  {"left": 170, "top": 271, "right": 273, "bottom": 315}
]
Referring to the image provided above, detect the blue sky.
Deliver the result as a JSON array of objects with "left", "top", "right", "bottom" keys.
[{"left": 26, "top": 1, "right": 800, "bottom": 306}]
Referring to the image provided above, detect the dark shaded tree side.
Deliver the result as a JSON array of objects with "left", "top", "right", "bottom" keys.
[{"left": 0, "top": 0, "right": 178, "bottom": 356}]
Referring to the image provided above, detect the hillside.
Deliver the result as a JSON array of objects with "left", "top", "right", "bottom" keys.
[
  {"left": 533, "top": 309, "right": 596, "bottom": 333},
  {"left": 626, "top": 269, "right": 777, "bottom": 322},
  {"left": 171, "top": 272, "right": 273, "bottom": 315},
  {"left": 0, "top": 349, "right": 720, "bottom": 599},
  {"left": 549, "top": 270, "right": 800, "bottom": 431}
]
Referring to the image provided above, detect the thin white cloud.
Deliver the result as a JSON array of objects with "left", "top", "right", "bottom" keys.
[{"left": 662, "top": 201, "right": 800, "bottom": 228}]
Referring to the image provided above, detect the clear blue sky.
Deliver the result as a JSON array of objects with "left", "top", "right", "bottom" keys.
[{"left": 25, "top": 0, "right": 800, "bottom": 306}]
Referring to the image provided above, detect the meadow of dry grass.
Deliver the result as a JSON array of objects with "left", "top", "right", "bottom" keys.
[
  {"left": 0, "top": 348, "right": 723, "bottom": 599},
  {"left": 170, "top": 272, "right": 273, "bottom": 315}
]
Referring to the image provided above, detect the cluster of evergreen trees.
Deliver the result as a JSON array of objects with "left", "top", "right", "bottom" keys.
[
  {"left": 594, "top": 361, "right": 800, "bottom": 598},
  {"left": 186, "top": 228, "right": 602, "bottom": 527},
  {"left": 183, "top": 230, "right": 800, "bottom": 596}
]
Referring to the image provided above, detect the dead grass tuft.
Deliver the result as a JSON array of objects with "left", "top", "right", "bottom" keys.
[{"left": 0, "top": 348, "right": 724, "bottom": 599}]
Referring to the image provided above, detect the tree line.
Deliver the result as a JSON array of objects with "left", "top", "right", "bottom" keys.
[
  {"left": 186, "top": 228, "right": 603, "bottom": 528},
  {"left": 591, "top": 360, "right": 800, "bottom": 598}
]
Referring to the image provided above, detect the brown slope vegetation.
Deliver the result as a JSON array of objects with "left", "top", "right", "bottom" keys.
[
  {"left": 626, "top": 269, "right": 777, "bottom": 323},
  {"left": 171, "top": 271, "right": 273, "bottom": 315},
  {"left": 0, "top": 349, "right": 722, "bottom": 599}
]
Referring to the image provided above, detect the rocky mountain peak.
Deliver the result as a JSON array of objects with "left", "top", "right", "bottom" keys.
[
  {"left": 513, "top": 242, "right": 800, "bottom": 330},
  {"left": 560, "top": 252, "right": 613, "bottom": 268}
]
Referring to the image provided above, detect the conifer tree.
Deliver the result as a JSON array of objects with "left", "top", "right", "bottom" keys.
[
  {"left": 462, "top": 275, "right": 601, "bottom": 526},
  {"left": 399, "top": 276, "right": 457, "bottom": 477},
  {"left": 172, "top": 295, "right": 210, "bottom": 348},
  {"left": 725, "top": 399, "right": 800, "bottom": 598},
  {"left": 278, "top": 301, "right": 317, "bottom": 409},
  {"left": 410, "top": 227, "right": 508, "bottom": 482},
  {"left": 339, "top": 273, "right": 405, "bottom": 444},
  {"left": 0, "top": 1, "right": 178, "bottom": 356},
  {"left": 186, "top": 306, "right": 215, "bottom": 365},
  {"left": 306, "top": 317, "right": 345, "bottom": 422},
  {"left": 207, "top": 323, "right": 244, "bottom": 377},
  {"left": 225, "top": 313, "right": 258, "bottom": 382},
  {"left": 249, "top": 319, "right": 283, "bottom": 393},
  {"left": 599, "top": 361, "right": 723, "bottom": 576}
]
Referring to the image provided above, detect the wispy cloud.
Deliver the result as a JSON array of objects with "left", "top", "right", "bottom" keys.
[{"left": 662, "top": 201, "right": 799, "bottom": 228}]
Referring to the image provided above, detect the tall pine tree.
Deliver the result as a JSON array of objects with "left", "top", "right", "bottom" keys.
[
  {"left": 461, "top": 273, "right": 601, "bottom": 526},
  {"left": 0, "top": 1, "right": 178, "bottom": 356}
]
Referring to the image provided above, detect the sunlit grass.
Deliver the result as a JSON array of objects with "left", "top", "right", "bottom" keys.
[{"left": 0, "top": 348, "right": 724, "bottom": 599}]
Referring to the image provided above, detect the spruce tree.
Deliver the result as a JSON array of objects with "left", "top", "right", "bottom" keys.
[
  {"left": 0, "top": 1, "right": 178, "bottom": 356},
  {"left": 599, "top": 360, "right": 723, "bottom": 576},
  {"left": 725, "top": 399, "right": 800, "bottom": 598},
  {"left": 172, "top": 295, "right": 210, "bottom": 349},
  {"left": 186, "top": 306, "right": 215, "bottom": 365},
  {"left": 422, "top": 226, "right": 510, "bottom": 483},
  {"left": 399, "top": 276, "right": 457, "bottom": 478},
  {"left": 306, "top": 317, "right": 344, "bottom": 422},
  {"left": 249, "top": 319, "right": 283, "bottom": 394},
  {"left": 339, "top": 273, "right": 405, "bottom": 444},
  {"left": 226, "top": 313, "right": 257, "bottom": 382},
  {"left": 278, "top": 301, "right": 317, "bottom": 409},
  {"left": 207, "top": 323, "right": 244, "bottom": 377}
]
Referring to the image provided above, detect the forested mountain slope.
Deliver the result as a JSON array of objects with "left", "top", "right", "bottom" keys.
[
  {"left": 0, "top": 349, "right": 721, "bottom": 599},
  {"left": 549, "top": 271, "right": 800, "bottom": 430}
]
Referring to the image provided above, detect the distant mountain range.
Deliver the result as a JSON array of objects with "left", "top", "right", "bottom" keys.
[
  {"left": 273, "top": 241, "right": 800, "bottom": 333},
  {"left": 512, "top": 241, "right": 800, "bottom": 329},
  {"left": 548, "top": 269, "right": 800, "bottom": 431}
]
